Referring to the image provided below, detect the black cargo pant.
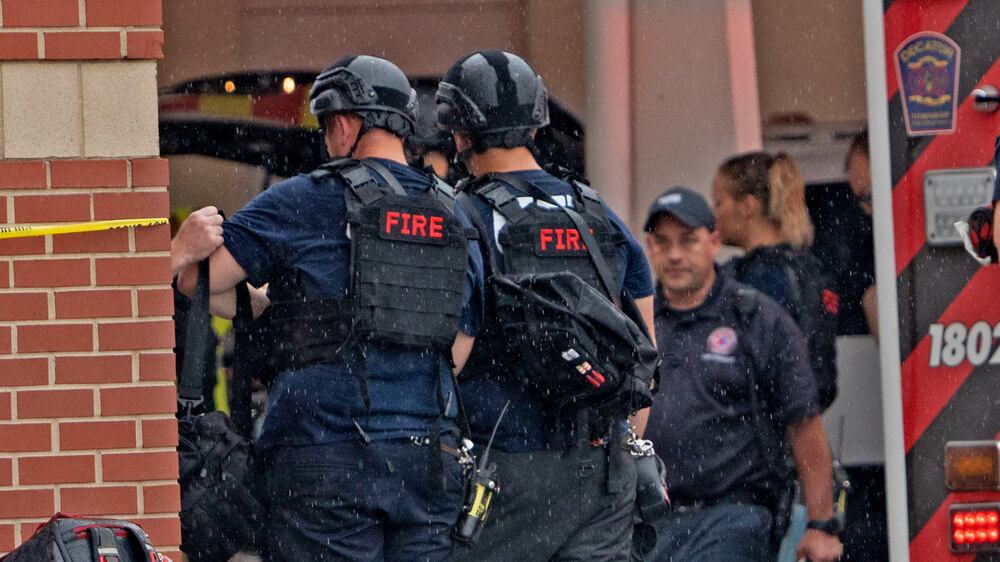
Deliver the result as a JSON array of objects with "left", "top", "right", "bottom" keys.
[{"left": 452, "top": 441, "right": 637, "bottom": 562}]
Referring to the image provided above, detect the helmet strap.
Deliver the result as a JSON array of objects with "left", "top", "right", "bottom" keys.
[
  {"left": 452, "top": 146, "right": 475, "bottom": 177},
  {"left": 346, "top": 114, "right": 374, "bottom": 159}
]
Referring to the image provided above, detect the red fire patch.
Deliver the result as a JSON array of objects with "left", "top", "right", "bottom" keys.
[
  {"left": 380, "top": 209, "right": 447, "bottom": 244},
  {"left": 535, "top": 227, "right": 590, "bottom": 256}
]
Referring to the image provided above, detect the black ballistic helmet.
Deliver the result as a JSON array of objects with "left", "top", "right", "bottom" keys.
[
  {"left": 309, "top": 54, "right": 417, "bottom": 138},
  {"left": 436, "top": 50, "right": 549, "bottom": 152},
  {"left": 407, "top": 89, "right": 456, "bottom": 157}
]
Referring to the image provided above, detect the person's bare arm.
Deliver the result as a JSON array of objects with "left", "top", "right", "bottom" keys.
[
  {"left": 630, "top": 409, "right": 650, "bottom": 437},
  {"left": 176, "top": 246, "right": 252, "bottom": 319},
  {"left": 629, "top": 294, "right": 656, "bottom": 436},
  {"left": 862, "top": 284, "right": 878, "bottom": 342},
  {"left": 170, "top": 207, "right": 224, "bottom": 276},
  {"left": 635, "top": 295, "right": 655, "bottom": 342},
  {"left": 451, "top": 332, "right": 475, "bottom": 375},
  {"left": 205, "top": 283, "right": 270, "bottom": 320},
  {"left": 789, "top": 415, "right": 843, "bottom": 562}
]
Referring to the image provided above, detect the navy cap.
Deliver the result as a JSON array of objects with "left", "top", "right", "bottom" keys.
[{"left": 644, "top": 187, "right": 715, "bottom": 231}]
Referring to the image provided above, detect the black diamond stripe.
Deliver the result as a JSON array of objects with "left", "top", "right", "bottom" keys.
[{"left": 905, "top": 363, "right": 1000, "bottom": 539}]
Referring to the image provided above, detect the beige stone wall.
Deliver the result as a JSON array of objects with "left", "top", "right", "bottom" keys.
[
  {"left": 160, "top": 0, "right": 866, "bottom": 125},
  {"left": 752, "top": 0, "right": 867, "bottom": 123},
  {"left": 2, "top": 61, "right": 159, "bottom": 159},
  {"left": 160, "top": 0, "right": 585, "bottom": 113},
  {"left": 626, "top": 0, "right": 762, "bottom": 228}
]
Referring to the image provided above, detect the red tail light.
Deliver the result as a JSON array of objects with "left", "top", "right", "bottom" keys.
[{"left": 951, "top": 503, "right": 1000, "bottom": 552}]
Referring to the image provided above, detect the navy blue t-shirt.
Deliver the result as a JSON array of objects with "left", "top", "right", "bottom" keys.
[
  {"left": 460, "top": 169, "right": 654, "bottom": 453},
  {"left": 223, "top": 158, "right": 484, "bottom": 451},
  {"left": 644, "top": 272, "right": 818, "bottom": 501}
]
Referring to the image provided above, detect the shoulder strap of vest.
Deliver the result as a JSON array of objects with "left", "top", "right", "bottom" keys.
[
  {"left": 429, "top": 175, "right": 457, "bottom": 212},
  {"left": 457, "top": 191, "right": 499, "bottom": 278},
  {"left": 567, "top": 178, "right": 608, "bottom": 218},
  {"left": 732, "top": 286, "right": 765, "bottom": 395},
  {"left": 313, "top": 158, "right": 408, "bottom": 215},
  {"left": 733, "top": 287, "right": 759, "bottom": 327},
  {"left": 544, "top": 164, "right": 607, "bottom": 219},
  {"left": 473, "top": 177, "right": 529, "bottom": 224},
  {"left": 754, "top": 246, "right": 808, "bottom": 324},
  {"left": 782, "top": 262, "right": 805, "bottom": 321},
  {"left": 358, "top": 159, "right": 408, "bottom": 197},
  {"left": 309, "top": 157, "right": 354, "bottom": 182},
  {"left": 432, "top": 176, "right": 479, "bottom": 240}
]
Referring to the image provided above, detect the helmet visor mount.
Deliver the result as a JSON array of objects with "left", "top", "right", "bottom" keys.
[
  {"left": 435, "top": 81, "right": 489, "bottom": 133},
  {"left": 309, "top": 67, "right": 378, "bottom": 117}
]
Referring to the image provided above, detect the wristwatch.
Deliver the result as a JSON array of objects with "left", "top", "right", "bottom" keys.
[{"left": 806, "top": 517, "right": 844, "bottom": 537}]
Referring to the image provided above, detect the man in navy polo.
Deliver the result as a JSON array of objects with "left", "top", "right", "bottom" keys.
[{"left": 642, "top": 187, "right": 842, "bottom": 562}]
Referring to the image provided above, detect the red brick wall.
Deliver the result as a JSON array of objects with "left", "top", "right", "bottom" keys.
[
  {"left": 0, "top": 1, "right": 179, "bottom": 558},
  {"left": 0, "top": 0, "right": 164, "bottom": 61}
]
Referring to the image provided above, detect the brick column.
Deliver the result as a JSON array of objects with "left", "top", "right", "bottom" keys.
[{"left": 0, "top": 1, "right": 180, "bottom": 558}]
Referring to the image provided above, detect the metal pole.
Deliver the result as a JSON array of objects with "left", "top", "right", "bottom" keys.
[
  {"left": 583, "top": 0, "right": 632, "bottom": 223},
  {"left": 861, "top": 1, "right": 910, "bottom": 560}
]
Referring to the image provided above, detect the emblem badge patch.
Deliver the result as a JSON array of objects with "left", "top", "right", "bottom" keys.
[
  {"left": 894, "top": 31, "right": 961, "bottom": 136},
  {"left": 707, "top": 327, "right": 738, "bottom": 356}
]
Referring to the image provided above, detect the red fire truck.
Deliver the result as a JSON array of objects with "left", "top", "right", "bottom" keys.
[{"left": 866, "top": 1, "right": 1000, "bottom": 559}]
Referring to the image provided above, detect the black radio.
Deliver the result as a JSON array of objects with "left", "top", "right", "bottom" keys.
[{"left": 454, "top": 401, "right": 510, "bottom": 545}]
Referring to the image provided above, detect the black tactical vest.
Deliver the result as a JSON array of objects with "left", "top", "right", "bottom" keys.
[
  {"left": 472, "top": 174, "right": 624, "bottom": 296},
  {"left": 267, "top": 159, "right": 472, "bottom": 370}
]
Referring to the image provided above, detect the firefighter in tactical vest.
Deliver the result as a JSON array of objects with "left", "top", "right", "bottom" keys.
[
  {"left": 437, "top": 50, "right": 657, "bottom": 561},
  {"left": 177, "top": 54, "right": 484, "bottom": 561}
]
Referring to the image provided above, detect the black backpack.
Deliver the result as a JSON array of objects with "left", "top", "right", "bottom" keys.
[
  {"left": 728, "top": 246, "right": 839, "bottom": 410},
  {"left": 1, "top": 514, "right": 165, "bottom": 562},
  {"left": 176, "top": 261, "right": 264, "bottom": 562},
  {"left": 487, "top": 272, "right": 659, "bottom": 420},
  {"left": 459, "top": 173, "right": 658, "bottom": 421}
]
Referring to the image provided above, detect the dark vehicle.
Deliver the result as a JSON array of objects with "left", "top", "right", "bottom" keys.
[{"left": 159, "top": 71, "right": 584, "bottom": 179}]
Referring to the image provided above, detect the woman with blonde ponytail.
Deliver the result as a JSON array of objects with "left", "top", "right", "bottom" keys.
[
  {"left": 768, "top": 153, "right": 814, "bottom": 248},
  {"left": 712, "top": 151, "right": 839, "bottom": 411},
  {"left": 712, "top": 152, "right": 813, "bottom": 250}
]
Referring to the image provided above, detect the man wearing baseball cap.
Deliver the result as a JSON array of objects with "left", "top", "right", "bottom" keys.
[{"left": 641, "top": 187, "right": 842, "bottom": 562}]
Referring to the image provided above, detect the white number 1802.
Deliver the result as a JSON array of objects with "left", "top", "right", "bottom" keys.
[{"left": 927, "top": 321, "right": 1000, "bottom": 368}]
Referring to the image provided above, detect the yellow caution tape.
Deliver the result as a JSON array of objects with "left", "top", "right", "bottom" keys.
[{"left": 0, "top": 218, "right": 169, "bottom": 240}]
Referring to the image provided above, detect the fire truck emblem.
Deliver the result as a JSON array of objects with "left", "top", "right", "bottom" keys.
[{"left": 894, "top": 31, "right": 960, "bottom": 136}]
